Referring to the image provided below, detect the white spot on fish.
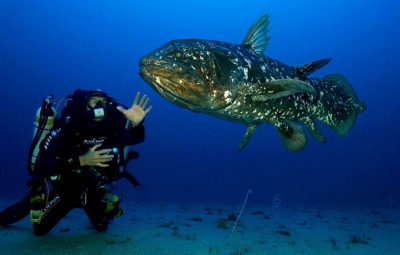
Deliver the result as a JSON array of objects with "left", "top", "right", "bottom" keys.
[
  {"left": 224, "top": 90, "right": 232, "bottom": 98},
  {"left": 244, "top": 58, "right": 252, "bottom": 69},
  {"left": 261, "top": 65, "right": 267, "bottom": 73},
  {"left": 244, "top": 67, "right": 249, "bottom": 80}
]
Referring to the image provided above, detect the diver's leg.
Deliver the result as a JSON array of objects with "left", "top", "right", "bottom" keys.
[
  {"left": 83, "top": 187, "right": 121, "bottom": 232},
  {"left": 32, "top": 193, "right": 71, "bottom": 236},
  {"left": 0, "top": 195, "right": 30, "bottom": 226},
  {"left": 83, "top": 187, "right": 108, "bottom": 231}
]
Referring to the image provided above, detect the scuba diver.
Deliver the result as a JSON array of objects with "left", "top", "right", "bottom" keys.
[{"left": 0, "top": 89, "right": 152, "bottom": 235}]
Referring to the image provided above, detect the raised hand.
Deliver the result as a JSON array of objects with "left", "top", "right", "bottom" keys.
[
  {"left": 116, "top": 92, "right": 152, "bottom": 125},
  {"left": 79, "top": 144, "right": 114, "bottom": 167}
]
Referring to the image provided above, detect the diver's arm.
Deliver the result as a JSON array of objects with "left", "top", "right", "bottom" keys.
[
  {"left": 33, "top": 129, "right": 81, "bottom": 179},
  {"left": 116, "top": 121, "right": 145, "bottom": 146}
]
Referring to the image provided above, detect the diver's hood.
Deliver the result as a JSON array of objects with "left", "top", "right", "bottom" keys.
[
  {"left": 85, "top": 90, "right": 108, "bottom": 100},
  {"left": 60, "top": 89, "right": 119, "bottom": 135}
]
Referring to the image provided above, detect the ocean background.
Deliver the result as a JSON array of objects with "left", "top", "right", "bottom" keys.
[{"left": 0, "top": 0, "right": 399, "bottom": 223}]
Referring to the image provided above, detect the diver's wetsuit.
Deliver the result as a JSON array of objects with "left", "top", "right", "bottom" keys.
[{"left": 30, "top": 104, "right": 144, "bottom": 236}]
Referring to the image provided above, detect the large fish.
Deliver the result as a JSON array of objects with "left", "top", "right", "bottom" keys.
[{"left": 139, "top": 15, "right": 366, "bottom": 152}]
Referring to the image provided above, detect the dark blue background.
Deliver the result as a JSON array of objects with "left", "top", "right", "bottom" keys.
[{"left": 0, "top": 0, "right": 399, "bottom": 208}]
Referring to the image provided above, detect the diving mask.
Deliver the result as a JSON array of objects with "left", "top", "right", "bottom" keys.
[{"left": 87, "top": 94, "right": 109, "bottom": 121}]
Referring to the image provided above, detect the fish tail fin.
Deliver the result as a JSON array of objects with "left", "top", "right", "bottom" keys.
[{"left": 318, "top": 74, "right": 367, "bottom": 137}]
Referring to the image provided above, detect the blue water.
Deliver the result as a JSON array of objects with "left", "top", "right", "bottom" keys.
[{"left": 0, "top": 0, "right": 399, "bottom": 208}]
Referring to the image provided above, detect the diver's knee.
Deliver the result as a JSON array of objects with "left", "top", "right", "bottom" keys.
[
  {"left": 94, "top": 221, "right": 109, "bottom": 232},
  {"left": 33, "top": 225, "right": 50, "bottom": 236}
]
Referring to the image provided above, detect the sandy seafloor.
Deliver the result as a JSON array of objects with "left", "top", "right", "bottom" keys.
[{"left": 0, "top": 199, "right": 399, "bottom": 255}]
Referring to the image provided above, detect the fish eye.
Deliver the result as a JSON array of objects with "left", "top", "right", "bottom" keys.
[{"left": 175, "top": 52, "right": 182, "bottom": 58}]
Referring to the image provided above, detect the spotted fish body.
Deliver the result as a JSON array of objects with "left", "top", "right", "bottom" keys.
[{"left": 140, "top": 15, "right": 366, "bottom": 151}]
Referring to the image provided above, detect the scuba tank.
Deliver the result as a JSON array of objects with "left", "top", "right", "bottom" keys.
[
  {"left": 28, "top": 95, "right": 57, "bottom": 175},
  {"left": 27, "top": 95, "right": 57, "bottom": 224}
]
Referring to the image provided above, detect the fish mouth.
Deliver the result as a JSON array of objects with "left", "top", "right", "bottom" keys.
[
  {"left": 140, "top": 69, "right": 192, "bottom": 107},
  {"left": 139, "top": 57, "right": 208, "bottom": 110}
]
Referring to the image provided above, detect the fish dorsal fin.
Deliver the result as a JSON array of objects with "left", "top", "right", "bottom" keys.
[
  {"left": 242, "top": 15, "right": 270, "bottom": 54},
  {"left": 295, "top": 58, "right": 331, "bottom": 78},
  {"left": 245, "top": 79, "right": 316, "bottom": 101}
]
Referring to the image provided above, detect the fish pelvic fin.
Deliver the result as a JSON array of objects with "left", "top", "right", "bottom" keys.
[
  {"left": 248, "top": 79, "right": 316, "bottom": 101},
  {"left": 302, "top": 117, "right": 326, "bottom": 144},
  {"left": 295, "top": 58, "right": 331, "bottom": 78},
  {"left": 238, "top": 124, "right": 258, "bottom": 151},
  {"left": 276, "top": 123, "right": 307, "bottom": 152},
  {"left": 319, "top": 74, "right": 367, "bottom": 137},
  {"left": 242, "top": 15, "right": 270, "bottom": 54}
]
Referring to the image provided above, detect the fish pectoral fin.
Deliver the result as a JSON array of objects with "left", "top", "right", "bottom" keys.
[
  {"left": 295, "top": 58, "right": 331, "bottom": 78},
  {"left": 242, "top": 15, "right": 270, "bottom": 54},
  {"left": 250, "top": 79, "right": 316, "bottom": 101},
  {"left": 239, "top": 124, "right": 258, "bottom": 151},
  {"left": 276, "top": 123, "right": 307, "bottom": 152}
]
